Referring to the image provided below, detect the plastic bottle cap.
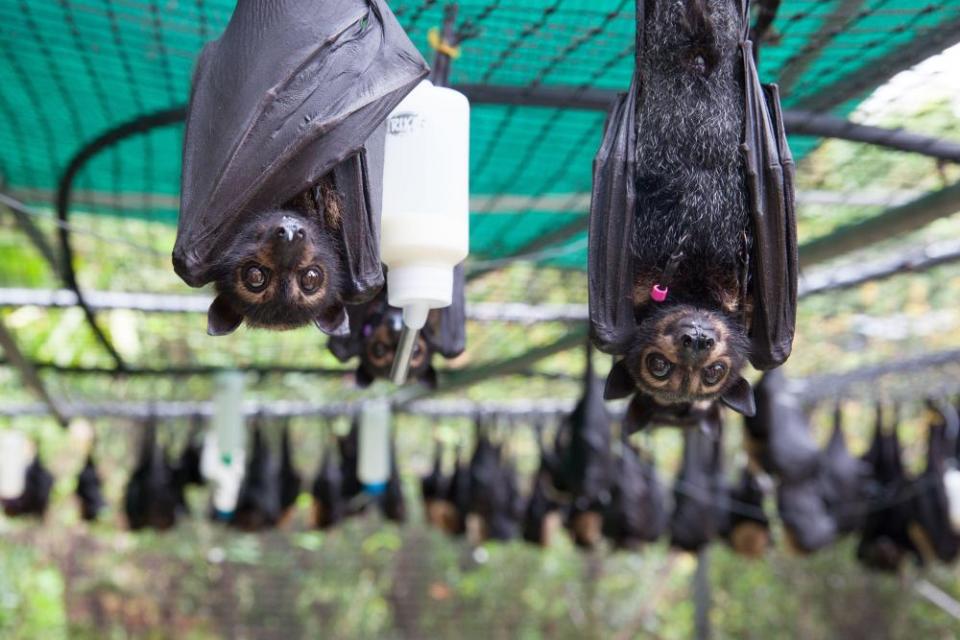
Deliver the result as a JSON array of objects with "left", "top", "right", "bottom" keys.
[
  {"left": 387, "top": 264, "right": 454, "bottom": 310},
  {"left": 364, "top": 482, "right": 387, "bottom": 496}
]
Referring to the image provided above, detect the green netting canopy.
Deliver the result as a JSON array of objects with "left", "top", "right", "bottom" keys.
[{"left": 1, "top": 0, "right": 957, "bottom": 269}]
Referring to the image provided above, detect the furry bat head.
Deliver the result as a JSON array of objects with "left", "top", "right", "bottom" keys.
[
  {"left": 605, "top": 304, "right": 754, "bottom": 417},
  {"left": 354, "top": 307, "right": 436, "bottom": 388},
  {"left": 206, "top": 183, "right": 348, "bottom": 336}
]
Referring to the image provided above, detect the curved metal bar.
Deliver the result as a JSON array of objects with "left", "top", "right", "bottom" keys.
[{"left": 55, "top": 106, "right": 187, "bottom": 371}]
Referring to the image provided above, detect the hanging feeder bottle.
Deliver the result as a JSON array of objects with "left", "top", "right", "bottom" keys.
[{"left": 380, "top": 78, "right": 470, "bottom": 384}]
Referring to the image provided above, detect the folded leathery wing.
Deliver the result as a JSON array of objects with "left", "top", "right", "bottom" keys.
[
  {"left": 857, "top": 407, "right": 919, "bottom": 571},
  {"left": 818, "top": 404, "right": 869, "bottom": 535},
  {"left": 669, "top": 405, "right": 728, "bottom": 552},
  {"left": 744, "top": 369, "right": 820, "bottom": 482},
  {"left": 174, "top": 0, "right": 429, "bottom": 300},
  {"left": 588, "top": 0, "right": 797, "bottom": 369}
]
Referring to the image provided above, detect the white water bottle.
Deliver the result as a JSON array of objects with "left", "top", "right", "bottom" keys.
[{"left": 380, "top": 80, "right": 470, "bottom": 381}]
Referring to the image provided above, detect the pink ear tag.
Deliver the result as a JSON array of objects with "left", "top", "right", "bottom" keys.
[{"left": 650, "top": 284, "right": 668, "bottom": 303}]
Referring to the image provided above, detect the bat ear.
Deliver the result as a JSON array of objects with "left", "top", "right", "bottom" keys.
[
  {"left": 604, "top": 359, "right": 636, "bottom": 400},
  {"left": 314, "top": 304, "right": 349, "bottom": 336},
  {"left": 207, "top": 294, "right": 243, "bottom": 336},
  {"left": 623, "top": 393, "right": 655, "bottom": 434},
  {"left": 419, "top": 366, "right": 439, "bottom": 390},
  {"left": 355, "top": 366, "right": 374, "bottom": 389},
  {"left": 720, "top": 376, "right": 756, "bottom": 417}
]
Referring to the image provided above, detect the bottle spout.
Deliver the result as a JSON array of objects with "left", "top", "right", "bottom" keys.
[{"left": 390, "top": 303, "right": 429, "bottom": 385}]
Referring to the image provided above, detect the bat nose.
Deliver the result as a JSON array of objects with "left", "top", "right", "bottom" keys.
[
  {"left": 678, "top": 325, "right": 716, "bottom": 360},
  {"left": 275, "top": 218, "right": 305, "bottom": 244}
]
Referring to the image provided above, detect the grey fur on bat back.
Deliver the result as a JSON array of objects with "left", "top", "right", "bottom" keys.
[{"left": 632, "top": 0, "right": 748, "bottom": 280}]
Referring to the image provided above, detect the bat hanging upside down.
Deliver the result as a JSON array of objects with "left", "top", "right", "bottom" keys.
[
  {"left": 173, "top": 0, "right": 428, "bottom": 336},
  {"left": 205, "top": 179, "right": 348, "bottom": 336},
  {"left": 590, "top": 0, "right": 797, "bottom": 431}
]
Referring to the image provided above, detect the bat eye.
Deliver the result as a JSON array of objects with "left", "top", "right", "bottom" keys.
[
  {"left": 702, "top": 362, "right": 727, "bottom": 387},
  {"left": 645, "top": 353, "right": 672, "bottom": 380},
  {"left": 299, "top": 267, "right": 323, "bottom": 293},
  {"left": 242, "top": 264, "right": 270, "bottom": 292}
]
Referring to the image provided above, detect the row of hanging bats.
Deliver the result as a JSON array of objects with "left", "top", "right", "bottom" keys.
[
  {"left": 6, "top": 368, "right": 958, "bottom": 573},
  {"left": 173, "top": 0, "right": 798, "bottom": 407}
]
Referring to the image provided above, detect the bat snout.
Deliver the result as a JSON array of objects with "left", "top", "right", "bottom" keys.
[
  {"left": 676, "top": 323, "right": 717, "bottom": 363},
  {"left": 274, "top": 217, "right": 306, "bottom": 244}
]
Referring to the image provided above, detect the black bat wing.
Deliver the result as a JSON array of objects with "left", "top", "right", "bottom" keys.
[
  {"left": 174, "top": 0, "right": 428, "bottom": 288},
  {"left": 424, "top": 263, "right": 467, "bottom": 358},
  {"left": 740, "top": 14, "right": 798, "bottom": 370},
  {"left": 587, "top": 81, "right": 640, "bottom": 355}
]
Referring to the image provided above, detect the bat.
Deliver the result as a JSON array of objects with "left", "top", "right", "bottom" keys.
[
  {"left": 467, "top": 418, "right": 520, "bottom": 542},
  {"left": 379, "top": 440, "right": 407, "bottom": 523},
  {"left": 311, "top": 443, "right": 345, "bottom": 530},
  {"left": 856, "top": 407, "right": 918, "bottom": 571},
  {"left": 445, "top": 445, "right": 471, "bottom": 536},
  {"left": 590, "top": 0, "right": 796, "bottom": 427},
  {"left": 722, "top": 468, "right": 770, "bottom": 557},
  {"left": 337, "top": 416, "right": 365, "bottom": 514},
  {"left": 669, "top": 405, "right": 728, "bottom": 552},
  {"left": 743, "top": 368, "right": 820, "bottom": 482},
  {"left": 522, "top": 425, "right": 567, "bottom": 547},
  {"left": 175, "top": 416, "right": 206, "bottom": 488},
  {"left": 328, "top": 264, "right": 467, "bottom": 387},
  {"left": 817, "top": 404, "right": 869, "bottom": 535},
  {"left": 3, "top": 454, "right": 53, "bottom": 518},
  {"left": 124, "top": 420, "right": 179, "bottom": 531},
  {"left": 549, "top": 353, "right": 613, "bottom": 549},
  {"left": 907, "top": 402, "right": 960, "bottom": 564},
  {"left": 173, "top": 0, "right": 429, "bottom": 335},
  {"left": 278, "top": 421, "right": 302, "bottom": 524},
  {"left": 776, "top": 474, "right": 836, "bottom": 554},
  {"left": 76, "top": 453, "right": 106, "bottom": 522},
  {"left": 421, "top": 441, "right": 459, "bottom": 532},
  {"left": 232, "top": 425, "right": 281, "bottom": 531},
  {"left": 602, "top": 435, "right": 667, "bottom": 549}
]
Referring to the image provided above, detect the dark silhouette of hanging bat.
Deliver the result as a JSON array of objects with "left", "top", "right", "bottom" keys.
[
  {"left": 670, "top": 406, "right": 728, "bottom": 552},
  {"left": 547, "top": 352, "right": 612, "bottom": 548},
  {"left": 3, "top": 453, "right": 53, "bottom": 518},
  {"left": 232, "top": 426, "right": 281, "bottom": 531},
  {"left": 328, "top": 266, "right": 467, "bottom": 387},
  {"left": 467, "top": 419, "right": 521, "bottom": 541},
  {"left": 278, "top": 422, "right": 302, "bottom": 524},
  {"left": 523, "top": 425, "right": 567, "bottom": 546},
  {"left": 312, "top": 444, "right": 345, "bottom": 530},
  {"left": 857, "top": 407, "right": 919, "bottom": 571},
  {"left": 907, "top": 402, "right": 960, "bottom": 564},
  {"left": 175, "top": 416, "right": 205, "bottom": 488},
  {"left": 337, "top": 416, "right": 366, "bottom": 515},
  {"left": 591, "top": 0, "right": 796, "bottom": 425},
  {"left": 422, "top": 440, "right": 459, "bottom": 532},
  {"left": 124, "top": 420, "right": 179, "bottom": 531},
  {"left": 722, "top": 468, "right": 770, "bottom": 557},
  {"left": 76, "top": 453, "right": 106, "bottom": 522},
  {"left": 445, "top": 445, "right": 471, "bottom": 536},
  {"left": 603, "top": 436, "right": 667, "bottom": 549},
  {"left": 173, "top": 0, "right": 428, "bottom": 335},
  {"left": 776, "top": 474, "right": 836, "bottom": 554},
  {"left": 818, "top": 404, "right": 869, "bottom": 535},
  {"left": 743, "top": 368, "right": 820, "bottom": 482},
  {"left": 378, "top": 441, "right": 407, "bottom": 523}
]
